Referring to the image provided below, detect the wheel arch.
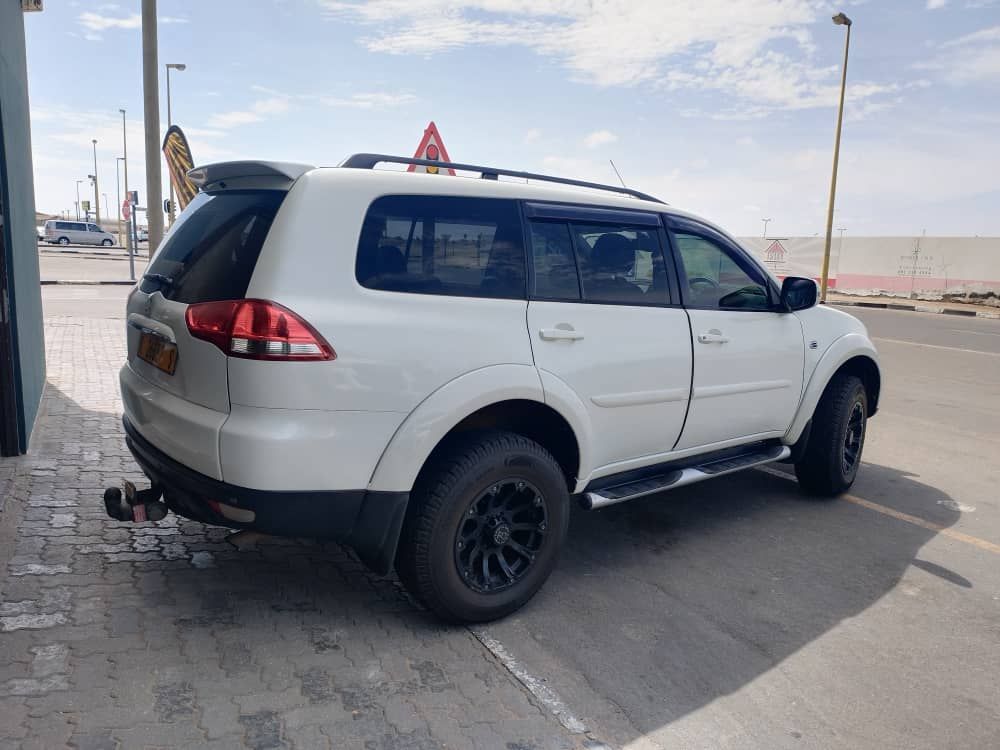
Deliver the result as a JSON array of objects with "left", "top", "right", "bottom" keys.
[
  {"left": 785, "top": 333, "right": 881, "bottom": 444},
  {"left": 367, "top": 364, "right": 588, "bottom": 494}
]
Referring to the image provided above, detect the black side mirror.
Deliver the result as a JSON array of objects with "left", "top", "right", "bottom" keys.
[{"left": 780, "top": 276, "right": 818, "bottom": 311}]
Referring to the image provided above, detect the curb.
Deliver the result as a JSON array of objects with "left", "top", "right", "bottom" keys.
[
  {"left": 833, "top": 300, "right": 1000, "bottom": 320},
  {"left": 40, "top": 280, "right": 136, "bottom": 286}
]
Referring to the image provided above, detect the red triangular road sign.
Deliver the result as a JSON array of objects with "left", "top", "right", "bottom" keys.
[{"left": 408, "top": 121, "right": 456, "bottom": 175}]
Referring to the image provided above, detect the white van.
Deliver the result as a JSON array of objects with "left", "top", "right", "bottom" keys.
[{"left": 44, "top": 220, "right": 115, "bottom": 246}]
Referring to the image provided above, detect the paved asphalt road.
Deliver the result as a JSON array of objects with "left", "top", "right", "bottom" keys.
[{"left": 36, "top": 286, "right": 1000, "bottom": 749}]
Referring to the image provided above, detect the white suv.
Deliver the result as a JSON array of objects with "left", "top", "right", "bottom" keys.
[{"left": 108, "top": 154, "right": 881, "bottom": 623}]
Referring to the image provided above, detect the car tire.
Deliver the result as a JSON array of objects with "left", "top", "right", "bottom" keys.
[
  {"left": 102, "top": 239, "right": 113, "bottom": 247},
  {"left": 396, "top": 430, "right": 570, "bottom": 623},
  {"left": 58, "top": 237, "right": 70, "bottom": 246},
  {"left": 794, "top": 374, "right": 868, "bottom": 497}
]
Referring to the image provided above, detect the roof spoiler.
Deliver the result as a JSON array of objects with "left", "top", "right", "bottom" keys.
[
  {"left": 339, "top": 153, "right": 665, "bottom": 204},
  {"left": 187, "top": 161, "right": 315, "bottom": 191}
]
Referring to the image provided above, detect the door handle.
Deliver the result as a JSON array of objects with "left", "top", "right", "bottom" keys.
[
  {"left": 539, "top": 327, "right": 584, "bottom": 342},
  {"left": 697, "top": 330, "right": 730, "bottom": 344}
]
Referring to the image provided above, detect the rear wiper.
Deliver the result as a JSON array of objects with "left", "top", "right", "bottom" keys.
[{"left": 142, "top": 273, "right": 175, "bottom": 289}]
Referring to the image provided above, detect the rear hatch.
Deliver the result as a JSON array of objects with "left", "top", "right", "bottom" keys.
[{"left": 126, "top": 189, "right": 288, "bottom": 412}]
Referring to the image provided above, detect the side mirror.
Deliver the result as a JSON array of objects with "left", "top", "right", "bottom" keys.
[{"left": 780, "top": 276, "right": 817, "bottom": 311}]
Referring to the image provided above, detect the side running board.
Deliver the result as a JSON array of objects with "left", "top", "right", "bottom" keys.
[{"left": 582, "top": 445, "right": 791, "bottom": 510}]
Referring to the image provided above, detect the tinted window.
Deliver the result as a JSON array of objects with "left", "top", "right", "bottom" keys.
[
  {"left": 673, "top": 232, "right": 771, "bottom": 310},
  {"left": 140, "top": 190, "right": 285, "bottom": 303},
  {"left": 357, "top": 196, "right": 526, "bottom": 299},
  {"left": 88, "top": 224, "right": 101, "bottom": 232},
  {"left": 529, "top": 221, "right": 580, "bottom": 300},
  {"left": 571, "top": 224, "right": 669, "bottom": 304},
  {"left": 54, "top": 222, "right": 70, "bottom": 230}
]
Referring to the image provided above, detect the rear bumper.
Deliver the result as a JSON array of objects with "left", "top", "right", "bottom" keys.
[{"left": 123, "top": 415, "right": 408, "bottom": 574}]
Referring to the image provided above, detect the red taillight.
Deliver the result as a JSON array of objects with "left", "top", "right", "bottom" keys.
[{"left": 185, "top": 299, "right": 335, "bottom": 361}]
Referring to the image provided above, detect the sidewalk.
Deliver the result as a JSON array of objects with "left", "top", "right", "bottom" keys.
[
  {"left": 827, "top": 292, "right": 1000, "bottom": 318},
  {"left": 0, "top": 316, "right": 595, "bottom": 749}
]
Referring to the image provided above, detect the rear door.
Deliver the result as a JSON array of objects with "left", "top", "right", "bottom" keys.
[
  {"left": 526, "top": 204, "right": 692, "bottom": 473},
  {"left": 667, "top": 217, "right": 804, "bottom": 450},
  {"left": 126, "top": 189, "right": 287, "bottom": 414}
]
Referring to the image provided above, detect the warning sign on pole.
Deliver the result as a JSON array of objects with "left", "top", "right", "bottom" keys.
[{"left": 408, "top": 121, "right": 455, "bottom": 175}]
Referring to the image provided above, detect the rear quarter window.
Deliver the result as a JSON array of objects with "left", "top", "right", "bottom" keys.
[
  {"left": 356, "top": 195, "right": 526, "bottom": 299},
  {"left": 140, "top": 190, "right": 285, "bottom": 303}
]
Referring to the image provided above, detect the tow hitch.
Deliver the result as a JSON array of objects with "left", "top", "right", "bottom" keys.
[{"left": 103, "top": 480, "right": 168, "bottom": 523}]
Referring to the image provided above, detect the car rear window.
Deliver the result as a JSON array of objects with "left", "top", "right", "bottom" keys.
[
  {"left": 140, "top": 190, "right": 285, "bottom": 303},
  {"left": 356, "top": 195, "right": 526, "bottom": 299}
]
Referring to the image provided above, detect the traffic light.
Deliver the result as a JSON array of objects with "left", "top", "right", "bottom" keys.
[
  {"left": 163, "top": 199, "right": 173, "bottom": 214},
  {"left": 129, "top": 190, "right": 139, "bottom": 205}
]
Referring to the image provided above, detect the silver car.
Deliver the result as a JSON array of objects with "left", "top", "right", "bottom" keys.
[{"left": 44, "top": 220, "right": 115, "bottom": 247}]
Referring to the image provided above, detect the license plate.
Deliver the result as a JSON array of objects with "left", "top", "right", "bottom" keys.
[{"left": 137, "top": 331, "right": 178, "bottom": 375}]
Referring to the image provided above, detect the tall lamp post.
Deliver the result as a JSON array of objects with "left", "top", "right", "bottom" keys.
[
  {"left": 819, "top": 12, "right": 852, "bottom": 303},
  {"left": 116, "top": 157, "right": 125, "bottom": 247},
  {"left": 91, "top": 139, "right": 101, "bottom": 226},
  {"left": 74, "top": 180, "right": 83, "bottom": 220},
  {"left": 165, "top": 62, "right": 187, "bottom": 226},
  {"left": 142, "top": 0, "right": 165, "bottom": 251},
  {"left": 761, "top": 217, "right": 772, "bottom": 239}
]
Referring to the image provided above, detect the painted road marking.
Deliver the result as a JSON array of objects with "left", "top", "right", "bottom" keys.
[
  {"left": 757, "top": 465, "right": 1000, "bottom": 555},
  {"left": 469, "top": 626, "right": 588, "bottom": 734},
  {"left": 948, "top": 329, "right": 1000, "bottom": 337},
  {"left": 873, "top": 337, "right": 1000, "bottom": 358}
]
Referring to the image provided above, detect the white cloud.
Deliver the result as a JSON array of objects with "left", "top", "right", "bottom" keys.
[
  {"left": 320, "top": 1, "right": 896, "bottom": 115},
  {"left": 78, "top": 11, "right": 188, "bottom": 34},
  {"left": 78, "top": 11, "right": 140, "bottom": 31},
  {"left": 583, "top": 130, "right": 618, "bottom": 148},
  {"left": 319, "top": 92, "right": 417, "bottom": 109},
  {"left": 927, "top": 0, "right": 948, "bottom": 8},
  {"left": 206, "top": 97, "right": 290, "bottom": 129},
  {"left": 918, "top": 24, "right": 1000, "bottom": 83}
]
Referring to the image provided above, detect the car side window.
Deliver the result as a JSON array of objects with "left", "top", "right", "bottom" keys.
[
  {"left": 356, "top": 196, "right": 526, "bottom": 299},
  {"left": 529, "top": 221, "right": 580, "bottom": 301},
  {"left": 673, "top": 232, "right": 772, "bottom": 311},
  {"left": 569, "top": 223, "right": 669, "bottom": 305}
]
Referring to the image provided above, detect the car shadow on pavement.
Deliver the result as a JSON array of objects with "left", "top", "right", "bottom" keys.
[{"left": 482, "top": 460, "right": 966, "bottom": 747}]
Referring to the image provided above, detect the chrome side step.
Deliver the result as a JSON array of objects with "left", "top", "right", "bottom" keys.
[{"left": 582, "top": 445, "right": 791, "bottom": 510}]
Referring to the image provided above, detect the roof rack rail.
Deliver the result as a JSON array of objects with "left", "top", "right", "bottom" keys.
[{"left": 338, "top": 153, "right": 665, "bottom": 204}]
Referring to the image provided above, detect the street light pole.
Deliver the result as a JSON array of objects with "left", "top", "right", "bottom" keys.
[
  {"left": 165, "top": 62, "right": 187, "bottom": 226},
  {"left": 74, "top": 180, "right": 82, "bottom": 220},
  {"left": 142, "top": 0, "right": 165, "bottom": 251},
  {"left": 116, "top": 157, "right": 124, "bottom": 247},
  {"left": 91, "top": 139, "right": 101, "bottom": 226},
  {"left": 820, "top": 12, "right": 852, "bottom": 303},
  {"left": 120, "top": 108, "right": 134, "bottom": 260},
  {"left": 762, "top": 218, "right": 772, "bottom": 239}
]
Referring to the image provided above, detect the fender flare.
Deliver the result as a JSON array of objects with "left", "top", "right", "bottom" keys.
[
  {"left": 785, "top": 332, "right": 881, "bottom": 444},
  {"left": 366, "top": 364, "right": 591, "bottom": 493}
]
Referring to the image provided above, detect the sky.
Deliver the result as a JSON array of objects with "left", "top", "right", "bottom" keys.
[{"left": 20, "top": 0, "right": 1000, "bottom": 237}]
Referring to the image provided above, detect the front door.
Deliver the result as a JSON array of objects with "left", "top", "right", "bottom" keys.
[
  {"left": 525, "top": 206, "right": 692, "bottom": 473},
  {"left": 668, "top": 219, "right": 804, "bottom": 450}
]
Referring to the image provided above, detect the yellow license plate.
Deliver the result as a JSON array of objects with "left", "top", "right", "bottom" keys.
[{"left": 138, "top": 331, "right": 178, "bottom": 375}]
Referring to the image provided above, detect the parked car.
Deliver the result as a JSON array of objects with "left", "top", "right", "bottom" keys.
[
  {"left": 108, "top": 155, "right": 881, "bottom": 623},
  {"left": 44, "top": 219, "right": 115, "bottom": 246}
]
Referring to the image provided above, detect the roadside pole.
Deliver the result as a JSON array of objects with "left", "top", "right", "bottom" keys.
[{"left": 141, "top": 0, "right": 164, "bottom": 250}]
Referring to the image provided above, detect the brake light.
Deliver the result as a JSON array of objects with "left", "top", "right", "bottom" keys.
[{"left": 185, "top": 299, "right": 335, "bottom": 361}]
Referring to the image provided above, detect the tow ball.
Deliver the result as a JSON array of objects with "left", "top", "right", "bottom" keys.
[{"left": 103, "top": 481, "right": 168, "bottom": 523}]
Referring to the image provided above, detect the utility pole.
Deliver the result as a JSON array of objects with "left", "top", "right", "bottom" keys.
[
  {"left": 91, "top": 139, "right": 101, "bottom": 226},
  {"left": 74, "top": 180, "right": 82, "bottom": 220},
  {"left": 115, "top": 157, "right": 124, "bottom": 246},
  {"left": 819, "top": 12, "right": 852, "bottom": 303},
  {"left": 165, "top": 62, "right": 186, "bottom": 226},
  {"left": 142, "top": 0, "right": 164, "bottom": 250},
  {"left": 120, "top": 109, "right": 133, "bottom": 258}
]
